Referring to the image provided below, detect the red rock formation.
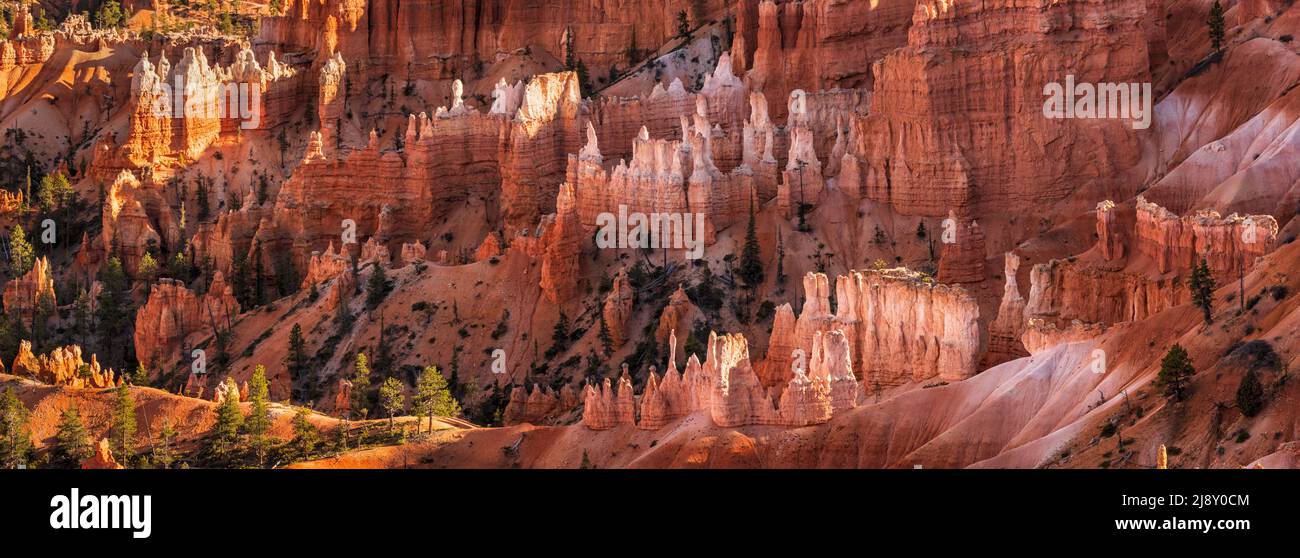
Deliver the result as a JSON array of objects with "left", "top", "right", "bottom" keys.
[
  {"left": 793, "top": 269, "right": 980, "bottom": 388},
  {"left": 1025, "top": 258, "right": 1187, "bottom": 327},
  {"left": 10, "top": 342, "right": 121, "bottom": 389},
  {"left": 707, "top": 332, "right": 779, "bottom": 427},
  {"left": 473, "top": 234, "right": 501, "bottom": 262},
  {"left": 503, "top": 383, "right": 578, "bottom": 426},
  {"left": 736, "top": 0, "right": 917, "bottom": 120},
  {"left": 808, "top": 330, "right": 858, "bottom": 412},
  {"left": 936, "top": 210, "right": 986, "bottom": 284},
  {"left": 331, "top": 377, "right": 353, "bottom": 416},
  {"left": 101, "top": 171, "right": 163, "bottom": 275},
  {"left": 654, "top": 284, "right": 698, "bottom": 345},
  {"left": 399, "top": 241, "right": 427, "bottom": 265},
  {"left": 133, "top": 274, "right": 240, "bottom": 373},
  {"left": 213, "top": 377, "right": 242, "bottom": 404},
  {"left": 1021, "top": 318, "right": 1105, "bottom": 355},
  {"left": 757, "top": 302, "right": 797, "bottom": 389},
  {"left": 1134, "top": 196, "right": 1278, "bottom": 280},
  {"left": 2, "top": 256, "right": 55, "bottom": 322},
  {"left": 988, "top": 253, "right": 1029, "bottom": 363},
  {"left": 1096, "top": 200, "right": 1126, "bottom": 262},
  {"left": 580, "top": 370, "right": 637, "bottom": 430},
  {"left": 500, "top": 72, "right": 583, "bottom": 232},
  {"left": 301, "top": 241, "right": 351, "bottom": 288},
  {"left": 851, "top": 0, "right": 1150, "bottom": 219},
  {"left": 81, "top": 439, "right": 125, "bottom": 470},
  {"left": 602, "top": 271, "right": 634, "bottom": 346},
  {"left": 540, "top": 183, "right": 582, "bottom": 303}
]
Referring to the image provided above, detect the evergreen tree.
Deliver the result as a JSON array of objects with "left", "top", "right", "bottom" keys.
[
  {"left": 195, "top": 177, "right": 211, "bottom": 221},
  {"left": 676, "top": 10, "right": 690, "bottom": 39},
  {"left": 52, "top": 407, "right": 93, "bottom": 468},
  {"left": 350, "top": 353, "right": 372, "bottom": 420},
  {"left": 413, "top": 365, "right": 460, "bottom": 432},
  {"left": 366, "top": 262, "right": 388, "bottom": 308},
  {"left": 231, "top": 252, "right": 251, "bottom": 306},
  {"left": 1157, "top": 344, "right": 1195, "bottom": 401},
  {"left": 152, "top": 420, "right": 177, "bottom": 469},
  {"left": 916, "top": 221, "right": 928, "bottom": 239},
  {"left": 94, "top": 0, "right": 127, "bottom": 29},
  {"left": 138, "top": 252, "right": 159, "bottom": 283},
  {"left": 1208, "top": 1, "right": 1226, "bottom": 52},
  {"left": 378, "top": 377, "right": 405, "bottom": 429},
  {"left": 96, "top": 257, "right": 129, "bottom": 364},
  {"left": 208, "top": 379, "right": 243, "bottom": 457},
  {"left": 738, "top": 197, "right": 764, "bottom": 287},
  {"left": 0, "top": 388, "right": 32, "bottom": 469},
  {"left": 776, "top": 232, "right": 786, "bottom": 285},
  {"left": 252, "top": 241, "right": 265, "bottom": 305},
  {"left": 552, "top": 311, "right": 571, "bottom": 353},
  {"left": 285, "top": 323, "right": 308, "bottom": 383},
  {"left": 597, "top": 313, "right": 613, "bottom": 357},
  {"left": 168, "top": 250, "right": 188, "bottom": 281},
  {"left": 131, "top": 362, "right": 149, "bottom": 386},
  {"left": 1189, "top": 257, "right": 1216, "bottom": 324},
  {"left": 245, "top": 365, "right": 271, "bottom": 466},
  {"left": 36, "top": 172, "right": 72, "bottom": 212},
  {"left": 447, "top": 346, "right": 462, "bottom": 400},
  {"left": 32, "top": 289, "right": 55, "bottom": 349},
  {"left": 290, "top": 408, "right": 319, "bottom": 457},
  {"left": 73, "top": 288, "right": 94, "bottom": 347},
  {"left": 110, "top": 383, "right": 137, "bottom": 464},
  {"left": 1236, "top": 368, "right": 1265, "bottom": 417},
  {"left": 9, "top": 224, "right": 34, "bottom": 277}
]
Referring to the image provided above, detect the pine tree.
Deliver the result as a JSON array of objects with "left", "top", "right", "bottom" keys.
[
  {"left": 231, "top": 252, "right": 251, "bottom": 307},
  {"left": 676, "top": 10, "right": 690, "bottom": 39},
  {"left": 131, "top": 362, "right": 149, "bottom": 386},
  {"left": 448, "top": 346, "right": 462, "bottom": 400},
  {"left": 138, "top": 252, "right": 159, "bottom": 283},
  {"left": 252, "top": 241, "right": 266, "bottom": 305},
  {"left": 285, "top": 324, "right": 308, "bottom": 383},
  {"left": 195, "top": 177, "right": 210, "bottom": 221},
  {"left": 552, "top": 311, "right": 571, "bottom": 353},
  {"left": 110, "top": 383, "right": 137, "bottom": 464},
  {"left": 73, "top": 288, "right": 93, "bottom": 347},
  {"left": 739, "top": 197, "right": 764, "bottom": 287},
  {"left": 96, "top": 257, "right": 129, "bottom": 365},
  {"left": 776, "top": 232, "right": 786, "bottom": 285},
  {"left": 916, "top": 221, "right": 928, "bottom": 239},
  {"left": 413, "top": 365, "right": 460, "bottom": 432},
  {"left": 597, "top": 313, "right": 613, "bottom": 357},
  {"left": 153, "top": 420, "right": 177, "bottom": 469},
  {"left": 1208, "top": 1, "right": 1226, "bottom": 52},
  {"left": 168, "top": 250, "right": 188, "bottom": 281},
  {"left": 366, "top": 262, "right": 388, "bottom": 308},
  {"left": 1189, "top": 257, "right": 1216, "bottom": 324},
  {"left": 8, "top": 224, "right": 34, "bottom": 277},
  {"left": 52, "top": 407, "right": 93, "bottom": 468},
  {"left": 245, "top": 365, "right": 272, "bottom": 466},
  {"left": 1157, "top": 344, "right": 1195, "bottom": 401},
  {"left": 290, "top": 408, "right": 320, "bottom": 457},
  {"left": 0, "top": 388, "right": 33, "bottom": 469},
  {"left": 351, "top": 353, "right": 372, "bottom": 420},
  {"left": 208, "top": 379, "right": 243, "bottom": 457},
  {"left": 36, "top": 172, "right": 71, "bottom": 212},
  {"left": 378, "top": 377, "right": 405, "bottom": 429},
  {"left": 1236, "top": 368, "right": 1265, "bottom": 417}
]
